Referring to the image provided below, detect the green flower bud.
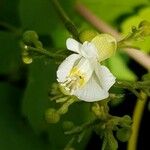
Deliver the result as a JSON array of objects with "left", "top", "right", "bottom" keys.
[
  {"left": 22, "top": 49, "right": 33, "bottom": 64},
  {"left": 122, "top": 115, "right": 132, "bottom": 125},
  {"left": 91, "top": 34, "right": 117, "bottom": 61},
  {"left": 62, "top": 121, "right": 74, "bottom": 131},
  {"left": 79, "top": 29, "right": 98, "bottom": 43},
  {"left": 138, "top": 20, "right": 150, "bottom": 36},
  {"left": 23, "top": 31, "right": 39, "bottom": 45},
  {"left": 22, "top": 55, "right": 33, "bottom": 64},
  {"left": 116, "top": 127, "right": 132, "bottom": 142},
  {"left": 45, "top": 108, "right": 60, "bottom": 124}
]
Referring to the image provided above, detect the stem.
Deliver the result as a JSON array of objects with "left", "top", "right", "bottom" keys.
[
  {"left": 27, "top": 46, "right": 65, "bottom": 59},
  {"left": 64, "top": 136, "right": 75, "bottom": 150},
  {"left": 127, "top": 92, "right": 147, "bottom": 150},
  {"left": 75, "top": 2, "right": 150, "bottom": 70},
  {"left": 0, "top": 21, "right": 22, "bottom": 36},
  {"left": 52, "top": 0, "right": 79, "bottom": 40},
  {"left": 57, "top": 97, "right": 77, "bottom": 114}
]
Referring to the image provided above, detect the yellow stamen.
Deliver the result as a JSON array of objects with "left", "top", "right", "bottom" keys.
[{"left": 61, "top": 67, "right": 86, "bottom": 94}]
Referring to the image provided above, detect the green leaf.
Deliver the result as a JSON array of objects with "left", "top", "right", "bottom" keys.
[
  {"left": 22, "top": 58, "right": 56, "bottom": 132},
  {"left": 19, "top": 0, "right": 76, "bottom": 48},
  {"left": 22, "top": 58, "right": 92, "bottom": 149},
  {"left": 19, "top": 0, "right": 59, "bottom": 34},
  {"left": 80, "top": 0, "right": 150, "bottom": 24},
  {"left": 0, "top": 31, "right": 21, "bottom": 74},
  {"left": 0, "top": 83, "right": 49, "bottom": 150},
  {"left": 50, "top": 25, "right": 69, "bottom": 47},
  {"left": 108, "top": 53, "right": 137, "bottom": 81},
  {"left": 0, "top": 0, "right": 20, "bottom": 26},
  {"left": 121, "top": 7, "right": 150, "bottom": 53}
]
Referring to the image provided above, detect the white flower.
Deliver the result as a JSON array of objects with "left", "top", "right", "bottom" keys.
[{"left": 57, "top": 35, "right": 116, "bottom": 102}]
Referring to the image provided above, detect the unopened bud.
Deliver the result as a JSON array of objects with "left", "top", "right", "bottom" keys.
[
  {"left": 62, "top": 121, "right": 74, "bottom": 131},
  {"left": 22, "top": 56, "right": 33, "bottom": 64},
  {"left": 23, "top": 30, "right": 39, "bottom": 45},
  {"left": 45, "top": 108, "right": 60, "bottom": 124},
  {"left": 138, "top": 20, "right": 150, "bottom": 36},
  {"left": 116, "top": 127, "right": 132, "bottom": 142},
  {"left": 22, "top": 50, "right": 33, "bottom": 64}
]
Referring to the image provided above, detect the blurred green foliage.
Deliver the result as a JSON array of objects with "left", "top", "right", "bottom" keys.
[
  {"left": 0, "top": 0, "right": 149, "bottom": 149},
  {"left": 121, "top": 7, "right": 150, "bottom": 53}
]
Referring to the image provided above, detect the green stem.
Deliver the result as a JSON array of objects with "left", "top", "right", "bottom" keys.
[
  {"left": 27, "top": 46, "right": 65, "bottom": 59},
  {"left": 64, "top": 136, "right": 75, "bottom": 150},
  {"left": 0, "top": 21, "right": 22, "bottom": 35},
  {"left": 57, "top": 97, "right": 77, "bottom": 114},
  {"left": 51, "top": 0, "right": 79, "bottom": 40},
  {"left": 127, "top": 92, "right": 147, "bottom": 150}
]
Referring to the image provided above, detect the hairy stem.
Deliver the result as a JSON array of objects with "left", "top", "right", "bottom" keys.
[
  {"left": 26, "top": 46, "right": 65, "bottom": 59},
  {"left": 75, "top": 2, "right": 150, "bottom": 70},
  {"left": 51, "top": 0, "right": 79, "bottom": 40},
  {"left": 127, "top": 92, "right": 147, "bottom": 150}
]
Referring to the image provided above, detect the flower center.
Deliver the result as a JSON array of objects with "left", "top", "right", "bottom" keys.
[{"left": 61, "top": 67, "right": 86, "bottom": 94}]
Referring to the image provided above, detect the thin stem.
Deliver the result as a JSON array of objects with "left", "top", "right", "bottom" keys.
[
  {"left": 75, "top": 2, "right": 150, "bottom": 70},
  {"left": 26, "top": 46, "right": 65, "bottom": 59},
  {"left": 127, "top": 92, "right": 147, "bottom": 150},
  {"left": 64, "top": 136, "right": 75, "bottom": 150},
  {"left": 52, "top": 0, "right": 79, "bottom": 40},
  {"left": 57, "top": 97, "right": 77, "bottom": 114},
  {"left": 0, "top": 21, "right": 22, "bottom": 36}
]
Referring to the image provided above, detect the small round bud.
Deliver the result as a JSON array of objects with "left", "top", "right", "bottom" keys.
[
  {"left": 23, "top": 31, "right": 39, "bottom": 45},
  {"left": 35, "top": 41, "right": 43, "bottom": 48},
  {"left": 22, "top": 56, "right": 33, "bottom": 64},
  {"left": 139, "top": 20, "right": 150, "bottom": 28},
  {"left": 45, "top": 108, "right": 60, "bottom": 124},
  {"left": 79, "top": 29, "right": 98, "bottom": 43},
  {"left": 116, "top": 127, "right": 132, "bottom": 142},
  {"left": 62, "top": 121, "right": 74, "bottom": 131},
  {"left": 22, "top": 50, "right": 33, "bottom": 64},
  {"left": 138, "top": 20, "right": 150, "bottom": 36}
]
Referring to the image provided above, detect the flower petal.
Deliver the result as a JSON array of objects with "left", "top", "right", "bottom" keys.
[
  {"left": 81, "top": 41, "right": 99, "bottom": 59},
  {"left": 66, "top": 38, "right": 82, "bottom": 53},
  {"left": 91, "top": 34, "right": 117, "bottom": 61},
  {"left": 94, "top": 64, "right": 116, "bottom": 91},
  {"left": 57, "top": 54, "right": 81, "bottom": 82},
  {"left": 74, "top": 57, "right": 94, "bottom": 82},
  {"left": 74, "top": 74, "right": 109, "bottom": 102}
]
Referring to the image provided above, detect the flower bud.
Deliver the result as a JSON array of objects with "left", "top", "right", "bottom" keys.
[
  {"left": 45, "top": 108, "right": 60, "bottom": 124},
  {"left": 22, "top": 50, "right": 33, "bottom": 64},
  {"left": 138, "top": 20, "right": 150, "bottom": 36},
  {"left": 79, "top": 29, "right": 98, "bottom": 43},
  {"left": 22, "top": 55, "right": 33, "bottom": 64},
  {"left": 23, "top": 31, "right": 39, "bottom": 45},
  {"left": 62, "top": 121, "right": 74, "bottom": 131},
  {"left": 116, "top": 127, "right": 132, "bottom": 142},
  {"left": 91, "top": 34, "right": 117, "bottom": 61}
]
